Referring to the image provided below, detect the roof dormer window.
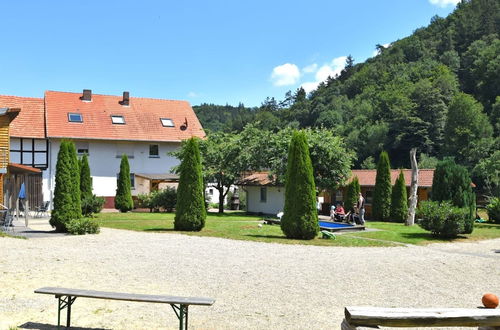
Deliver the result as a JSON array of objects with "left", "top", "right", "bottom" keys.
[
  {"left": 68, "top": 113, "right": 83, "bottom": 123},
  {"left": 111, "top": 115, "right": 125, "bottom": 124},
  {"left": 160, "top": 118, "right": 174, "bottom": 127}
]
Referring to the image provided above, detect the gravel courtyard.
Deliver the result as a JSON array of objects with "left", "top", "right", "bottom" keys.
[{"left": 1, "top": 227, "right": 499, "bottom": 329}]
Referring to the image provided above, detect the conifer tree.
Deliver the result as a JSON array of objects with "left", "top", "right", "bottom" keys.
[
  {"left": 68, "top": 141, "right": 81, "bottom": 218},
  {"left": 174, "top": 138, "right": 206, "bottom": 231},
  {"left": 345, "top": 176, "right": 360, "bottom": 211},
  {"left": 50, "top": 140, "right": 77, "bottom": 232},
  {"left": 373, "top": 151, "right": 392, "bottom": 221},
  {"left": 115, "top": 154, "right": 134, "bottom": 212},
  {"left": 79, "top": 153, "right": 92, "bottom": 201},
  {"left": 391, "top": 170, "right": 408, "bottom": 222},
  {"left": 281, "top": 131, "right": 319, "bottom": 239}
]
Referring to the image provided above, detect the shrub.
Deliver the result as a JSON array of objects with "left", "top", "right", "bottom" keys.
[
  {"left": 417, "top": 200, "right": 474, "bottom": 238},
  {"left": 137, "top": 193, "right": 155, "bottom": 212},
  {"left": 281, "top": 131, "right": 319, "bottom": 240},
  {"left": 154, "top": 187, "right": 177, "bottom": 212},
  {"left": 66, "top": 217, "right": 100, "bottom": 235},
  {"left": 486, "top": 197, "right": 500, "bottom": 223},
  {"left": 373, "top": 151, "right": 392, "bottom": 221},
  {"left": 345, "top": 176, "right": 360, "bottom": 212},
  {"left": 79, "top": 153, "right": 93, "bottom": 201},
  {"left": 175, "top": 138, "right": 206, "bottom": 231},
  {"left": 115, "top": 154, "right": 134, "bottom": 212},
  {"left": 81, "top": 195, "right": 105, "bottom": 217},
  {"left": 390, "top": 170, "right": 408, "bottom": 222}
]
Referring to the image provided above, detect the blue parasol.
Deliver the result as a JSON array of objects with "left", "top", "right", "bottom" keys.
[{"left": 18, "top": 183, "right": 26, "bottom": 199}]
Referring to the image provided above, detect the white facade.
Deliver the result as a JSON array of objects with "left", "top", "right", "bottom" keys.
[
  {"left": 243, "top": 185, "right": 284, "bottom": 215},
  {"left": 205, "top": 184, "right": 237, "bottom": 205},
  {"left": 24, "top": 138, "right": 182, "bottom": 203}
]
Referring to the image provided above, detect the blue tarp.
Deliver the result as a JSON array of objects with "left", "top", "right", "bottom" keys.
[{"left": 18, "top": 183, "right": 26, "bottom": 199}]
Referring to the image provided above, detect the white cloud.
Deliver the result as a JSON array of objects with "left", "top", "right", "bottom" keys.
[
  {"left": 299, "top": 56, "right": 347, "bottom": 93},
  {"left": 429, "top": 0, "right": 460, "bottom": 7},
  {"left": 372, "top": 43, "right": 392, "bottom": 57},
  {"left": 301, "top": 81, "right": 320, "bottom": 94},
  {"left": 270, "top": 63, "right": 301, "bottom": 86},
  {"left": 302, "top": 63, "right": 318, "bottom": 73}
]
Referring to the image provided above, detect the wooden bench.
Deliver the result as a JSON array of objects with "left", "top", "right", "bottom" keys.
[
  {"left": 341, "top": 306, "right": 500, "bottom": 329},
  {"left": 35, "top": 287, "right": 215, "bottom": 330}
]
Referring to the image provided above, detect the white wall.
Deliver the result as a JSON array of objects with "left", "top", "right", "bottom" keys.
[
  {"left": 244, "top": 186, "right": 284, "bottom": 215},
  {"left": 45, "top": 139, "right": 181, "bottom": 202},
  {"left": 205, "top": 184, "right": 237, "bottom": 205}
]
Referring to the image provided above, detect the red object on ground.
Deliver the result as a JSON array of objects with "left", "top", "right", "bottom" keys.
[{"left": 482, "top": 293, "right": 499, "bottom": 308}]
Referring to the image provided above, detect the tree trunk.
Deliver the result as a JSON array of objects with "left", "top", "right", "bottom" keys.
[
  {"left": 218, "top": 187, "right": 225, "bottom": 214},
  {"left": 406, "top": 148, "right": 418, "bottom": 226}
]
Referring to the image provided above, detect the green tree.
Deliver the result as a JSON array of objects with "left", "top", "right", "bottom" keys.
[
  {"left": 68, "top": 141, "right": 82, "bottom": 218},
  {"left": 345, "top": 176, "right": 360, "bottom": 212},
  {"left": 115, "top": 154, "right": 134, "bottom": 212},
  {"left": 175, "top": 138, "right": 206, "bottom": 231},
  {"left": 79, "top": 153, "right": 92, "bottom": 201},
  {"left": 391, "top": 170, "right": 408, "bottom": 222},
  {"left": 372, "top": 151, "right": 392, "bottom": 221},
  {"left": 281, "top": 131, "right": 318, "bottom": 239},
  {"left": 443, "top": 93, "right": 492, "bottom": 165},
  {"left": 50, "top": 140, "right": 80, "bottom": 232}
]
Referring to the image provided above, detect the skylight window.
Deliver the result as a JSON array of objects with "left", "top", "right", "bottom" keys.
[
  {"left": 160, "top": 118, "right": 174, "bottom": 127},
  {"left": 68, "top": 113, "right": 83, "bottom": 123},
  {"left": 111, "top": 115, "right": 125, "bottom": 124}
]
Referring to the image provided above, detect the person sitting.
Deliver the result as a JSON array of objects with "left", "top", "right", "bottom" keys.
[{"left": 334, "top": 203, "right": 346, "bottom": 221}]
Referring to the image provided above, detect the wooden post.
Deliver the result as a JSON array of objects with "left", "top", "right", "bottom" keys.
[{"left": 406, "top": 148, "right": 418, "bottom": 226}]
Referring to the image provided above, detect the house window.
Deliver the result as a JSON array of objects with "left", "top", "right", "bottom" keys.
[
  {"left": 160, "top": 118, "right": 174, "bottom": 127},
  {"left": 76, "top": 142, "right": 89, "bottom": 155},
  {"left": 208, "top": 188, "right": 213, "bottom": 196},
  {"left": 149, "top": 144, "right": 159, "bottom": 158},
  {"left": 111, "top": 115, "right": 125, "bottom": 124},
  {"left": 335, "top": 190, "right": 343, "bottom": 201},
  {"left": 68, "top": 113, "right": 83, "bottom": 122},
  {"left": 365, "top": 190, "right": 373, "bottom": 205},
  {"left": 260, "top": 187, "right": 267, "bottom": 203}
]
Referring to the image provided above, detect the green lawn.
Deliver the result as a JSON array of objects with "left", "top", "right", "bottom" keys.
[{"left": 95, "top": 211, "right": 500, "bottom": 247}]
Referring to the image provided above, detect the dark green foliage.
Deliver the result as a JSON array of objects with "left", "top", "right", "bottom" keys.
[
  {"left": 66, "top": 218, "right": 100, "bottom": 235},
  {"left": 432, "top": 159, "right": 475, "bottom": 208},
  {"left": 175, "top": 138, "right": 206, "bottom": 231},
  {"left": 417, "top": 201, "right": 474, "bottom": 238},
  {"left": 486, "top": 197, "right": 500, "bottom": 223},
  {"left": 115, "top": 154, "right": 134, "bottom": 212},
  {"left": 152, "top": 187, "right": 177, "bottom": 212},
  {"left": 81, "top": 195, "right": 105, "bottom": 217},
  {"left": 345, "top": 176, "right": 360, "bottom": 212},
  {"left": 390, "top": 170, "right": 408, "bottom": 222},
  {"left": 372, "top": 151, "right": 392, "bottom": 221},
  {"left": 50, "top": 140, "right": 82, "bottom": 232},
  {"left": 79, "top": 153, "right": 92, "bottom": 201},
  {"left": 281, "top": 131, "right": 319, "bottom": 240}
]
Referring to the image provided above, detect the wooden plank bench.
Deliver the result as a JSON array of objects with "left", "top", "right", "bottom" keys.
[
  {"left": 341, "top": 306, "right": 500, "bottom": 329},
  {"left": 35, "top": 287, "right": 215, "bottom": 330}
]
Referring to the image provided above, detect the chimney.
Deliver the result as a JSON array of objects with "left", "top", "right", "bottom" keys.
[
  {"left": 80, "top": 89, "right": 92, "bottom": 101},
  {"left": 120, "top": 91, "right": 130, "bottom": 106}
]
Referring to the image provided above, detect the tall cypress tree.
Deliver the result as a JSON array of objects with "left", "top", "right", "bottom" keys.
[
  {"left": 373, "top": 151, "right": 392, "bottom": 221},
  {"left": 345, "top": 176, "right": 360, "bottom": 211},
  {"left": 175, "top": 138, "right": 206, "bottom": 231},
  {"left": 79, "top": 153, "right": 92, "bottom": 200},
  {"left": 281, "top": 131, "right": 319, "bottom": 239},
  {"left": 390, "top": 170, "right": 408, "bottom": 222},
  {"left": 115, "top": 154, "right": 134, "bottom": 212},
  {"left": 50, "top": 140, "right": 75, "bottom": 232},
  {"left": 67, "top": 141, "right": 81, "bottom": 219}
]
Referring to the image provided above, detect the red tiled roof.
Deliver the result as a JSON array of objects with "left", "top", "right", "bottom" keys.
[
  {"left": 238, "top": 172, "right": 277, "bottom": 186},
  {"left": 44, "top": 91, "right": 205, "bottom": 142},
  {"left": 349, "top": 169, "right": 435, "bottom": 187},
  {"left": 0, "top": 95, "right": 45, "bottom": 138}
]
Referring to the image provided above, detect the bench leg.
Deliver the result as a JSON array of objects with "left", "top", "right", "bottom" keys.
[
  {"left": 56, "top": 295, "right": 76, "bottom": 329},
  {"left": 171, "top": 304, "right": 189, "bottom": 330}
]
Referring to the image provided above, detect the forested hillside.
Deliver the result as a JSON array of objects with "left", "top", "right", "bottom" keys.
[{"left": 194, "top": 0, "right": 499, "bottom": 196}]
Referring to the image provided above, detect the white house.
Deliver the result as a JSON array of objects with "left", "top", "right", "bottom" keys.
[
  {"left": 1, "top": 89, "right": 205, "bottom": 208},
  {"left": 238, "top": 172, "right": 284, "bottom": 215}
]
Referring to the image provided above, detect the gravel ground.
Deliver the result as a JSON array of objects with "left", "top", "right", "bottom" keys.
[{"left": 0, "top": 227, "right": 499, "bottom": 330}]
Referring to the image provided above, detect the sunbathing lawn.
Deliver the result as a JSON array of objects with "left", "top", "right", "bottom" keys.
[{"left": 96, "top": 211, "right": 500, "bottom": 247}]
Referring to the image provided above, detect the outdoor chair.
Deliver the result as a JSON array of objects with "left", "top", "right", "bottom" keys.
[
  {"left": 35, "top": 201, "right": 50, "bottom": 218},
  {"left": 1, "top": 209, "right": 14, "bottom": 233}
]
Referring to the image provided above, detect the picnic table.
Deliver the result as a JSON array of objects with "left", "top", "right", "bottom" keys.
[{"left": 35, "top": 287, "right": 215, "bottom": 330}]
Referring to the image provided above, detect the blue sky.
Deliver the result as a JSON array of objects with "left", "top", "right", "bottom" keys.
[{"left": 1, "top": 0, "right": 458, "bottom": 107}]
